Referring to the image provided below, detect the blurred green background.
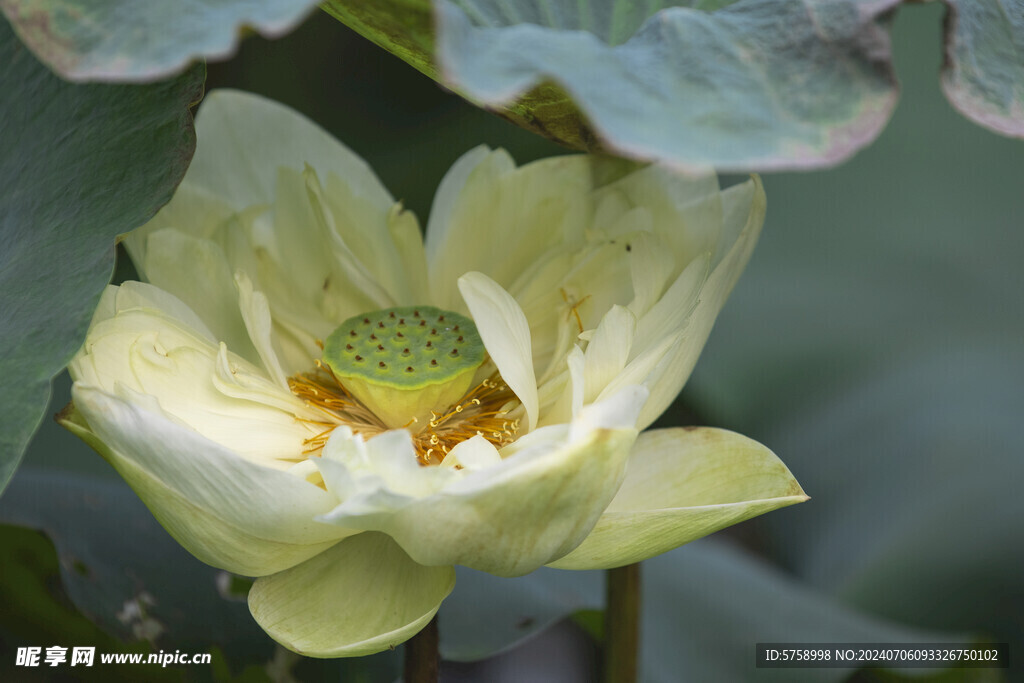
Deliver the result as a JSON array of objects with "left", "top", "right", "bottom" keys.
[{"left": 2, "top": 2, "right": 1021, "bottom": 681}]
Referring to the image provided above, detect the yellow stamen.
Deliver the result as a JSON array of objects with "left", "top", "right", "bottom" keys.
[
  {"left": 289, "top": 362, "right": 519, "bottom": 466},
  {"left": 560, "top": 287, "right": 591, "bottom": 335}
]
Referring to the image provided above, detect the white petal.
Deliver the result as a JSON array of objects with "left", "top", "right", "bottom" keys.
[
  {"left": 234, "top": 272, "right": 288, "bottom": 388},
  {"left": 426, "top": 150, "right": 592, "bottom": 311},
  {"left": 121, "top": 182, "right": 236, "bottom": 280},
  {"left": 362, "top": 430, "right": 428, "bottom": 492},
  {"left": 632, "top": 253, "right": 710, "bottom": 356},
  {"left": 67, "top": 386, "right": 347, "bottom": 576},
  {"left": 71, "top": 299, "right": 319, "bottom": 467},
  {"left": 570, "top": 385, "right": 648, "bottom": 440},
  {"left": 538, "top": 344, "right": 585, "bottom": 428},
  {"left": 315, "top": 390, "right": 645, "bottom": 576},
  {"left": 268, "top": 165, "right": 358, "bottom": 318},
  {"left": 595, "top": 334, "right": 678, "bottom": 405},
  {"left": 303, "top": 166, "right": 396, "bottom": 310},
  {"left": 109, "top": 281, "right": 216, "bottom": 342},
  {"left": 549, "top": 427, "right": 807, "bottom": 569},
  {"left": 583, "top": 305, "right": 636, "bottom": 403},
  {"left": 595, "top": 164, "right": 724, "bottom": 274},
  {"left": 423, "top": 145, "right": 498, "bottom": 280},
  {"left": 387, "top": 203, "right": 430, "bottom": 305},
  {"left": 458, "top": 272, "right": 539, "bottom": 433},
  {"left": 316, "top": 428, "right": 457, "bottom": 502},
  {"left": 141, "top": 229, "right": 258, "bottom": 364},
  {"left": 636, "top": 176, "right": 766, "bottom": 429},
  {"left": 187, "top": 90, "right": 393, "bottom": 212},
  {"left": 626, "top": 231, "right": 676, "bottom": 318},
  {"left": 441, "top": 435, "right": 502, "bottom": 470}
]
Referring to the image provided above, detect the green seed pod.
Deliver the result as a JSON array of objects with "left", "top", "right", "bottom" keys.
[{"left": 323, "top": 306, "right": 486, "bottom": 429}]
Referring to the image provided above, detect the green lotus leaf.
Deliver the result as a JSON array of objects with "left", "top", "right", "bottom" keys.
[
  {"left": 440, "top": 539, "right": 951, "bottom": 678},
  {"left": 941, "top": 0, "right": 1024, "bottom": 138},
  {"left": 325, "top": 0, "right": 902, "bottom": 171},
  {"left": 0, "top": 0, "right": 320, "bottom": 81},
  {"left": 0, "top": 17, "right": 202, "bottom": 496}
]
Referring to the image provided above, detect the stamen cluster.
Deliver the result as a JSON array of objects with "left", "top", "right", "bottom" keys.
[{"left": 290, "top": 362, "right": 519, "bottom": 466}]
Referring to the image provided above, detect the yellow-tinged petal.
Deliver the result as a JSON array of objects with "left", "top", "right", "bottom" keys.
[
  {"left": 583, "top": 305, "right": 636, "bottom": 404},
  {"left": 248, "top": 532, "right": 455, "bottom": 657},
  {"left": 141, "top": 229, "right": 259, "bottom": 365},
  {"left": 594, "top": 162, "right": 724, "bottom": 274},
  {"left": 58, "top": 92, "right": 796, "bottom": 660},
  {"left": 458, "top": 271, "right": 539, "bottom": 433},
  {"left": 234, "top": 271, "right": 289, "bottom": 389},
  {"left": 315, "top": 387, "right": 647, "bottom": 577},
  {"left": 120, "top": 182, "right": 237, "bottom": 280},
  {"left": 631, "top": 176, "right": 766, "bottom": 429},
  {"left": 125, "top": 92, "right": 427, "bottom": 367},
  {"left": 65, "top": 386, "right": 349, "bottom": 576},
  {"left": 425, "top": 148, "right": 591, "bottom": 311},
  {"left": 90, "top": 281, "right": 215, "bottom": 341},
  {"left": 69, "top": 285, "right": 322, "bottom": 467},
  {"left": 179, "top": 90, "right": 394, "bottom": 212},
  {"left": 548, "top": 427, "right": 807, "bottom": 570}
]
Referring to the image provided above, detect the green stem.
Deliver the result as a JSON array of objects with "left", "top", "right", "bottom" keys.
[
  {"left": 604, "top": 563, "right": 641, "bottom": 683},
  {"left": 404, "top": 616, "right": 439, "bottom": 683}
]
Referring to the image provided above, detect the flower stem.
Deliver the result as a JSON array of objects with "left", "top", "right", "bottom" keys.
[
  {"left": 604, "top": 563, "right": 641, "bottom": 683},
  {"left": 404, "top": 616, "right": 439, "bottom": 683}
]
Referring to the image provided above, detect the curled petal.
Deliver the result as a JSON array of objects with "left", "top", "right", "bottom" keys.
[
  {"left": 69, "top": 281, "right": 325, "bottom": 467},
  {"left": 316, "top": 388, "right": 647, "bottom": 576},
  {"left": 65, "top": 386, "right": 347, "bottom": 576}
]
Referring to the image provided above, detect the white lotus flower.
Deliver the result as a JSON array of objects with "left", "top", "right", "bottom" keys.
[{"left": 62, "top": 90, "right": 806, "bottom": 657}]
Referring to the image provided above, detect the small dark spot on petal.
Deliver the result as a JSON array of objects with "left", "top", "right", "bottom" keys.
[
  {"left": 355, "top": 355, "right": 363, "bottom": 362},
  {"left": 625, "top": 243, "right": 632, "bottom": 252},
  {"left": 377, "top": 344, "right": 385, "bottom": 351},
  {"left": 379, "top": 361, "right": 387, "bottom": 368},
  {"left": 406, "top": 367, "right": 414, "bottom": 372},
  {"left": 430, "top": 359, "right": 438, "bottom": 366},
  {"left": 362, "top": 318, "right": 370, "bottom": 324}
]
